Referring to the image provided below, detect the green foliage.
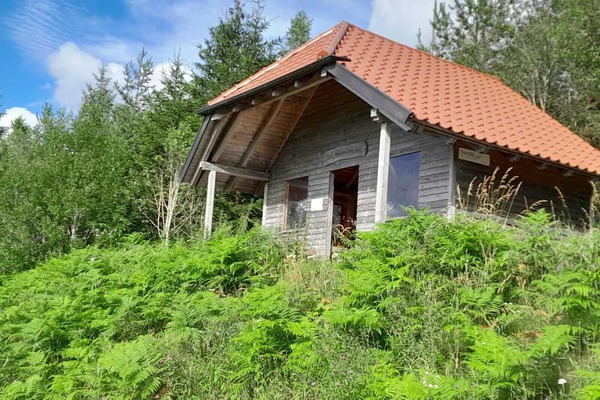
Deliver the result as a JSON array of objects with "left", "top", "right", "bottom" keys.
[
  {"left": 282, "top": 10, "right": 312, "bottom": 53},
  {"left": 193, "top": 0, "right": 279, "bottom": 103},
  {"left": 0, "top": 75, "right": 134, "bottom": 273},
  {"left": 3, "top": 210, "right": 600, "bottom": 398}
]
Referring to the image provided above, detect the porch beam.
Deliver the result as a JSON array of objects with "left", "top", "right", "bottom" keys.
[
  {"left": 191, "top": 112, "right": 241, "bottom": 186},
  {"left": 204, "top": 169, "right": 216, "bottom": 238},
  {"left": 199, "top": 161, "right": 271, "bottom": 181},
  {"left": 374, "top": 118, "right": 392, "bottom": 223},
  {"left": 180, "top": 113, "right": 213, "bottom": 183},
  {"left": 209, "top": 112, "right": 244, "bottom": 163}
]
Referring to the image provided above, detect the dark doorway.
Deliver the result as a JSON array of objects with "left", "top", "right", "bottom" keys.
[{"left": 331, "top": 166, "right": 359, "bottom": 247}]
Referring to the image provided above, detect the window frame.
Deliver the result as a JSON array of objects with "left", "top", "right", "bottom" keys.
[
  {"left": 283, "top": 176, "right": 309, "bottom": 231},
  {"left": 387, "top": 151, "right": 421, "bottom": 218}
]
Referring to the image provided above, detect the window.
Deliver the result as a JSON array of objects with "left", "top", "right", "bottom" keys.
[
  {"left": 387, "top": 152, "right": 420, "bottom": 218},
  {"left": 285, "top": 177, "right": 309, "bottom": 230}
]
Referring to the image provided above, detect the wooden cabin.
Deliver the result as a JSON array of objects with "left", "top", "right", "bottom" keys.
[{"left": 181, "top": 21, "right": 600, "bottom": 256}]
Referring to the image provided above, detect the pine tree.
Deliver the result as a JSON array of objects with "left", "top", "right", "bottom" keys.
[
  {"left": 282, "top": 11, "right": 312, "bottom": 53},
  {"left": 192, "top": 0, "right": 279, "bottom": 103},
  {"left": 115, "top": 48, "right": 155, "bottom": 112}
]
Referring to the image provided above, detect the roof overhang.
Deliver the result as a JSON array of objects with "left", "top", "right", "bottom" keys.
[
  {"left": 180, "top": 59, "right": 417, "bottom": 185},
  {"left": 324, "top": 64, "right": 412, "bottom": 131},
  {"left": 413, "top": 119, "right": 600, "bottom": 180},
  {"left": 197, "top": 55, "right": 343, "bottom": 115}
]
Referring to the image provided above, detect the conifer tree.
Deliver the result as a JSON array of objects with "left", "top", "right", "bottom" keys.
[
  {"left": 115, "top": 48, "right": 155, "bottom": 111},
  {"left": 193, "top": 0, "right": 278, "bottom": 103},
  {"left": 282, "top": 11, "right": 312, "bottom": 53}
]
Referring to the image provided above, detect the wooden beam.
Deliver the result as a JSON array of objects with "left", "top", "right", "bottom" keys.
[
  {"left": 209, "top": 111, "right": 244, "bottom": 163},
  {"left": 180, "top": 114, "right": 212, "bottom": 183},
  {"left": 472, "top": 144, "right": 490, "bottom": 154},
  {"left": 225, "top": 99, "right": 285, "bottom": 191},
  {"left": 261, "top": 74, "right": 330, "bottom": 109},
  {"left": 509, "top": 154, "right": 521, "bottom": 162},
  {"left": 589, "top": 180, "right": 596, "bottom": 229},
  {"left": 191, "top": 112, "right": 242, "bottom": 186},
  {"left": 190, "top": 117, "right": 225, "bottom": 186},
  {"left": 325, "top": 172, "right": 335, "bottom": 258},
  {"left": 374, "top": 121, "right": 392, "bottom": 223},
  {"left": 324, "top": 141, "right": 368, "bottom": 166},
  {"left": 446, "top": 136, "right": 457, "bottom": 145},
  {"left": 370, "top": 108, "right": 388, "bottom": 123},
  {"left": 204, "top": 169, "right": 216, "bottom": 238},
  {"left": 271, "top": 88, "right": 285, "bottom": 97},
  {"left": 447, "top": 142, "right": 457, "bottom": 220},
  {"left": 325, "top": 64, "right": 412, "bottom": 131},
  {"left": 199, "top": 161, "right": 271, "bottom": 181},
  {"left": 212, "top": 111, "right": 229, "bottom": 120}
]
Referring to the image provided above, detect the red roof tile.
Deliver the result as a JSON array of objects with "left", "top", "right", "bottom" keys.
[{"left": 208, "top": 21, "right": 600, "bottom": 175}]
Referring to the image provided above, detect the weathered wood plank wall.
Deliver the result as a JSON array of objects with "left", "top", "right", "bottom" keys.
[
  {"left": 454, "top": 141, "right": 593, "bottom": 227},
  {"left": 263, "top": 82, "right": 453, "bottom": 255}
]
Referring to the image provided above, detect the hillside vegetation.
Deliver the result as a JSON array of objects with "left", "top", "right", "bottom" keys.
[{"left": 2, "top": 211, "right": 600, "bottom": 399}]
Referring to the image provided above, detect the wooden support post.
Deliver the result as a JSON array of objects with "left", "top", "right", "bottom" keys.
[
  {"left": 447, "top": 143, "right": 456, "bottom": 220},
  {"left": 204, "top": 170, "right": 216, "bottom": 238},
  {"left": 325, "top": 172, "right": 335, "bottom": 258},
  {"left": 374, "top": 120, "right": 391, "bottom": 223},
  {"left": 262, "top": 183, "right": 268, "bottom": 226}
]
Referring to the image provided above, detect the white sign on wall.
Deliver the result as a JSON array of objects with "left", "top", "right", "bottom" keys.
[
  {"left": 458, "top": 147, "right": 490, "bottom": 166},
  {"left": 311, "top": 197, "right": 324, "bottom": 211}
]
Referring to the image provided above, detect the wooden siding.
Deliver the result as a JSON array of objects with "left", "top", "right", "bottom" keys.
[
  {"left": 454, "top": 141, "right": 593, "bottom": 228},
  {"left": 263, "top": 81, "right": 453, "bottom": 255}
]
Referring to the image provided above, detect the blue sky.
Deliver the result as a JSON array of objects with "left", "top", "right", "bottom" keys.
[{"left": 0, "top": 0, "right": 436, "bottom": 128}]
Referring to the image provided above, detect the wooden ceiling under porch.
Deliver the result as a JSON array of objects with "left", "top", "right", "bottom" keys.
[{"left": 185, "top": 71, "right": 340, "bottom": 196}]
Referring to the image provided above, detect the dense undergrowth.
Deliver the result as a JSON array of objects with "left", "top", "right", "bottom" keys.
[{"left": 2, "top": 211, "right": 600, "bottom": 399}]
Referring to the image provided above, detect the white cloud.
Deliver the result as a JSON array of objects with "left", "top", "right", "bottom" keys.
[
  {"left": 47, "top": 42, "right": 126, "bottom": 109},
  {"left": 46, "top": 42, "right": 195, "bottom": 109},
  {"left": 47, "top": 42, "right": 103, "bottom": 109},
  {"left": 0, "top": 107, "right": 38, "bottom": 130},
  {"left": 369, "top": 0, "right": 436, "bottom": 46}
]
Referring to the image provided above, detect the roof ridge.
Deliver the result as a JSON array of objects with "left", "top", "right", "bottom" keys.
[
  {"left": 325, "top": 20, "right": 350, "bottom": 56},
  {"left": 342, "top": 23, "right": 507, "bottom": 86}
]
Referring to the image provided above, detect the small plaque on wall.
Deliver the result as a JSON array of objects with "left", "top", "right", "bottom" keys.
[
  {"left": 458, "top": 147, "right": 490, "bottom": 166},
  {"left": 311, "top": 198, "right": 324, "bottom": 211}
]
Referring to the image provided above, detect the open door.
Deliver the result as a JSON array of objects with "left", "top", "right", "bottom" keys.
[{"left": 331, "top": 166, "right": 359, "bottom": 248}]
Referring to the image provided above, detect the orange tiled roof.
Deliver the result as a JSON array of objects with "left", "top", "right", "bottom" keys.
[{"left": 208, "top": 21, "right": 600, "bottom": 175}]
